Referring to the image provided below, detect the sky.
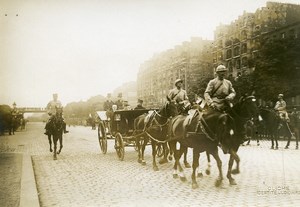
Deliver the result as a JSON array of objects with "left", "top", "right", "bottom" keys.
[{"left": 1, "top": 0, "right": 300, "bottom": 107}]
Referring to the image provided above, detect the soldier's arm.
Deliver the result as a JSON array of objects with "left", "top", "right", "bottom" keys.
[
  {"left": 226, "top": 81, "right": 236, "bottom": 101},
  {"left": 204, "top": 80, "right": 214, "bottom": 105}
]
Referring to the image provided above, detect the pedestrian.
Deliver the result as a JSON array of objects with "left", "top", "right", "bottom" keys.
[{"left": 115, "top": 93, "right": 124, "bottom": 110}]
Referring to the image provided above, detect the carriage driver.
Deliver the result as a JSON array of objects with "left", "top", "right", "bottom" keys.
[
  {"left": 167, "top": 78, "right": 190, "bottom": 114},
  {"left": 44, "top": 93, "right": 69, "bottom": 135},
  {"left": 274, "top": 94, "right": 289, "bottom": 122}
]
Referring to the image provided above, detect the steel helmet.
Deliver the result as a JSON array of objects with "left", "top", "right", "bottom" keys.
[
  {"left": 175, "top": 79, "right": 183, "bottom": 86},
  {"left": 215, "top": 65, "right": 227, "bottom": 72},
  {"left": 278, "top": 94, "right": 284, "bottom": 98}
]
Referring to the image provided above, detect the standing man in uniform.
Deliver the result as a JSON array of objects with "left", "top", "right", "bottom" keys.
[{"left": 44, "top": 93, "right": 68, "bottom": 135}]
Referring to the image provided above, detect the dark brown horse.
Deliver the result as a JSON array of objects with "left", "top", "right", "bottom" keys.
[
  {"left": 259, "top": 108, "right": 293, "bottom": 149},
  {"left": 47, "top": 108, "right": 64, "bottom": 160},
  {"left": 133, "top": 98, "right": 178, "bottom": 171},
  {"left": 168, "top": 109, "right": 235, "bottom": 188}
]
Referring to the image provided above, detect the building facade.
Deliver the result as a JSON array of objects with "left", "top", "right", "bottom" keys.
[
  {"left": 137, "top": 37, "right": 213, "bottom": 108},
  {"left": 212, "top": 1, "right": 300, "bottom": 77}
]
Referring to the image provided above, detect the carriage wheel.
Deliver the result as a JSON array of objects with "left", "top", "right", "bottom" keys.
[
  {"left": 98, "top": 122, "right": 107, "bottom": 154},
  {"left": 115, "top": 133, "right": 125, "bottom": 161},
  {"left": 156, "top": 143, "right": 164, "bottom": 157}
]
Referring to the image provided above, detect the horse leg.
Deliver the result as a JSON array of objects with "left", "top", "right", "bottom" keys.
[
  {"left": 231, "top": 149, "right": 241, "bottom": 175},
  {"left": 226, "top": 154, "right": 237, "bottom": 185},
  {"left": 211, "top": 150, "right": 223, "bottom": 187},
  {"left": 140, "top": 137, "right": 148, "bottom": 165},
  {"left": 191, "top": 148, "right": 200, "bottom": 189},
  {"left": 53, "top": 135, "right": 58, "bottom": 160},
  {"left": 48, "top": 134, "right": 53, "bottom": 152},
  {"left": 151, "top": 140, "right": 159, "bottom": 171},
  {"left": 205, "top": 151, "right": 211, "bottom": 175},
  {"left": 178, "top": 144, "right": 186, "bottom": 181},
  {"left": 285, "top": 123, "right": 292, "bottom": 149},
  {"left": 57, "top": 133, "right": 63, "bottom": 154},
  {"left": 169, "top": 141, "right": 179, "bottom": 178},
  {"left": 159, "top": 142, "right": 169, "bottom": 164},
  {"left": 183, "top": 146, "right": 191, "bottom": 168},
  {"left": 136, "top": 137, "right": 142, "bottom": 163}
]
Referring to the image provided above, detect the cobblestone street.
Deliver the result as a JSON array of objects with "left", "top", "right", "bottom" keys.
[{"left": 1, "top": 122, "right": 300, "bottom": 207}]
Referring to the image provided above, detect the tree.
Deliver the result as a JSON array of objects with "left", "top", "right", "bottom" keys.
[{"left": 253, "top": 37, "right": 300, "bottom": 102}]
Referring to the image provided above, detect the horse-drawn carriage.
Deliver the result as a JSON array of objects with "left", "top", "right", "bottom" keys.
[{"left": 96, "top": 109, "right": 155, "bottom": 160}]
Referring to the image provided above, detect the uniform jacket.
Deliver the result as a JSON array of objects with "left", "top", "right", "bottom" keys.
[
  {"left": 204, "top": 78, "right": 236, "bottom": 106},
  {"left": 167, "top": 87, "right": 188, "bottom": 103},
  {"left": 46, "top": 100, "right": 62, "bottom": 115}
]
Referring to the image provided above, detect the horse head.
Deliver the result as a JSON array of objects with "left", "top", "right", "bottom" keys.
[
  {"left": 163, "top": 96, "right": 179, "bottom": 118},
  {"left": 233, "top": 95, "right": 260, "bottom": 121}
]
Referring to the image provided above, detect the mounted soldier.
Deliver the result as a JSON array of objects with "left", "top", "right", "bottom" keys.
[
  {"left": 167, "top": 78, "right": 190, "bottom": 115},
  {"left": 44, "top": 93, "right": 68, "bottom": 135},
  {"left": 274, "top": 94, "right": 289, "bottom": 122},
  {"left": 204, "top": 65, "right": 236, "bottom": 112}
]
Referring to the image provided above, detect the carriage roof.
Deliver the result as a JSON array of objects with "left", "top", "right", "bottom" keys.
[{"left": 96, "top": 108, "right": 158, "bottom": 121}]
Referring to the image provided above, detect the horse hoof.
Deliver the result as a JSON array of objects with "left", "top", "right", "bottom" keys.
[
  {"left": 159, "top": 158, "right": 168, "bottom": 164},
  {"left": 142, "top": 161, "right": 146, "bottom": 166},
  {"left": 184, "top": 162, "right": 191, "bottom": 168},
  {"left": 205, "top": 169, "right": 211, "bottom": 175},
  {"left": 231, "top": 169, "right": 240, "bottom": 174},
  {"left": 197, "top": 172, "right": 203, "bottom": 178},
  {"left": 173, "top": 174, "right": 178, "bottom": 179},
  {"left": 270, "top": 146, "right": 274, "bottom": 149},
  {"left": 180, "top": 176, "right": 187, "bottom": 182},
  {"left": 153, "top": 166, "right": 159, "bottom": 171},
  {"left": 215, "top": 179, "right": 223, "bottom": 187},
  {"left": 229, "top": 179, "right": 237, "bottom": 185},
  {"left": 53, "top": 156, "right": 57, "bottom": 160},
  {"left": 50, "top": 149, "right": 53, "bottom": 152},
  {"left": 284, "top": 146, "right": 289, "bottom": 149},
  {"left": 192, "top": 183, "right": 199, "bottom": 189},
  {"left": 296, "top": 146, "right": 298, "bottom": 150},
  {"left": 138, "top": 159, "right": 142, "bottom": 163},
  {"left": 275, "top": 146, "right": 278, "bottom": 150}
]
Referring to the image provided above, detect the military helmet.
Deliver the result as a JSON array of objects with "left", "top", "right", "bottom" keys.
[
  {"left": 175, "top": 78, "right": 183, "bottom": 86},
  {"left": 215, "top": 65, "right": 227, "bottom": 72},
  {"left": 278, "top": 94, "right": 284, "bottom": 98}
]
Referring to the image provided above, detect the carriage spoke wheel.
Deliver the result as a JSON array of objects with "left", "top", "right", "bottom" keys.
[
  {"left": 115, "top": 133, "right": 125, "bottom": 161},
  {"left": 98, "top": 122, "right": 107, "bottom": 154},
  {"left": 156, "top": 143, "right": 164, "bottom": 157}
]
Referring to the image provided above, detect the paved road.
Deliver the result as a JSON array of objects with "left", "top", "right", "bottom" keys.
[{"left": 1, "top": 122, "right": 300, "bottom": 207}]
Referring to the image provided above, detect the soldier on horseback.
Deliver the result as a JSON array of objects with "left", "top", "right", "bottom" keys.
[
  {"left": 204, "top": 65, "right": 248, "bottom": 142},
  {"left": 204, "top": 65, "right": 236, "bottom": 112},
  {"left": 167, "top": 78, "right": 190, "bottom": 115},
  {"left": 274, "top": 94, "right": 290, "bottom": 122},
  {"left": 44, "top": 93, "right": 69, "bottom": 135}
]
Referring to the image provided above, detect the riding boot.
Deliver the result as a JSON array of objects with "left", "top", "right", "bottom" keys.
[{"left": 44, "top": 122, "right": 50, "bottom": 135}]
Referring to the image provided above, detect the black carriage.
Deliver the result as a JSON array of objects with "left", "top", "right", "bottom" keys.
[{"left": 96, "top": 109, "right": 153, "bottom": 160}]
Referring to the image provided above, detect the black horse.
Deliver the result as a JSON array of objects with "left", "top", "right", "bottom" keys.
[
  {"left": 168, "top": 108, "right": 235, "bottom": 188},
  {"left": 287, "top": 110, "right": 299, "bottom": 149},
  {"left": 259, "top": 108, "right": 293, "bottom": 149},
  {"left": 133, "top": 98, "right": 178, "bottom": 171},
  {"left": 47, "top": 108, "right": 64, "bottom": 160}
]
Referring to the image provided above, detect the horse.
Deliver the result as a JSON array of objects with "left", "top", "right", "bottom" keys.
[
  {"left": 245, "top": 119, "right": 260, "bottom": 146},
  {"left": 47, "top": 108, "right": 65, "bottom": 160},
  {"left": 170, "top": 95, "right": 260, "bottom": 188},
  {"left": 133, "top": 98, "right": 178, "bottom": 171},
  {"left": 168, "top": 108, "right": 235, "bottom": 188},
  {"left": 259, "top": 108, "right": 293, "bottom": 149}
]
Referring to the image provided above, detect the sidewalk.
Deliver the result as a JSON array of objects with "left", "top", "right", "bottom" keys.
[{"left": 0, "top": 152, "right": 39, "bottom": 207}]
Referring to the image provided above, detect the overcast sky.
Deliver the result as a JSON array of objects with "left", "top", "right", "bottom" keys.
[{"left": 1, "top": 0, "right": 299, "bottom": 107}]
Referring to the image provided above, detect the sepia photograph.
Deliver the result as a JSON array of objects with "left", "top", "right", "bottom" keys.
[{"left": 1, "top": 0, "right": 300, "bottom": 206}]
